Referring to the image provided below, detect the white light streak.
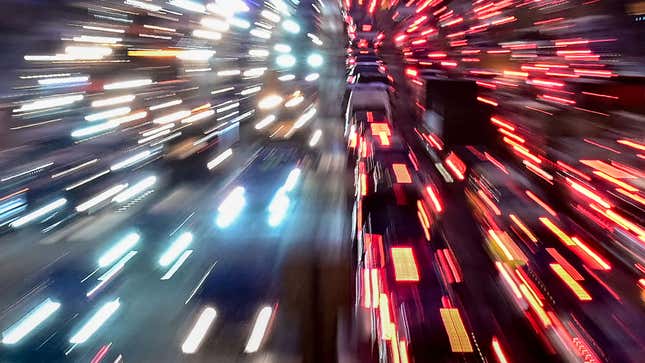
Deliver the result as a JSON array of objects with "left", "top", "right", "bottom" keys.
[
  {"left": 159, "top": 232, "right": 194, "bottom": 267},
  {"left": 255, "top": 115, "right": 276, "bottom": 130},
  {"left": 98, "top": 233, "right": 141, "bottom": 268},
  {"left": 113, "top": 176, "right": 157, "bottom": 203},
  {"left": 181, "top": 307, "right": 217, "bottom": 354},
  {"left": 2, "top": 299, "right": 61, "bottom": 345},
  {"left": 309, "top": 129, "right": 322, "bottom": 147},
  {"left": 10, "top": 198, "right": 67, "bottom": 228},
  {"left": 110, "top": 150, "right": 153, "bottom": 171},
  {"left": 153, "top": 110, "right": 191, "bottom": 124},
  {"left": 207, "top": 148, "right": 233, "bottom": 170},
  {"left": 104, "top": 79, "right": 153, "bottom": 90},
  {"left": 85, "top": 107, "right": 131, "bottom": 122},
  {"left": 91, "top": 95, "right": 135, "bottom": 108},
  {"left": 69, "top": 298, "right": 120, "bottom": 344},
  {"left": 38, "top": 76, "right": 89, "bottom": 86},
  {"left": 15, "top": 95, "right": 83, "bottom": 112},
  {"left": 244, "top": 306, "right": 273, "bottom": 353},
  {"left": 76, "top": 184, "right": 128, "bottom": 212},
  {"left": 149, "top": 99, "right": 182, "bottom": 111},
  {"left": 160, "top": 250, "right": 193, "bottom": 280}
]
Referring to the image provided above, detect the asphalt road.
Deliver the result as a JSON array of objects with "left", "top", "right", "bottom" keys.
[{"left": 0, "top": 63, "right": 353, "bottom": 363}]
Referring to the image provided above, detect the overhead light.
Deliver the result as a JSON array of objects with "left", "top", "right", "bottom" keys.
[
  {"left": 307, "top": 53, "right": 324, "bottom": 68},
  {"left": 276, "top": 54, "right": 296, "bottom": 68}
]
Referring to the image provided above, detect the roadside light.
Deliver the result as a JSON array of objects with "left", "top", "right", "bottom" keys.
[{"left": 307, "top": 53, "right": 323, "bottom": 68}]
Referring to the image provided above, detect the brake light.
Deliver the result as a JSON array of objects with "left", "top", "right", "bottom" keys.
[
  {"left": 425, "top": 185, "right": 443, "bottom": 213},
  {"left": 370, "top": 123, "right": 391, "bottom": 135},
  {"left": 405, "top": 68, "right": 418, "bottom": 77},
  {"left": 392, "top": 163, "right": 412, "bottom": 184}
]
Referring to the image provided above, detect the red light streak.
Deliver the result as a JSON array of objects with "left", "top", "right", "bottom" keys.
[
  {"left": 443, "top": 249, "right": 463, "bottom": 283},
  {"left": 567, "top": 178, "right": 612, "bottom": 209},
  {"left": 492, "top": 16, "right": 517, "bottom": 25},
  {"left": 531, "top": 79, "right": 564, "bottom": 88},
  {"left": 534, "top": 17, "right": 565, "bottom": 25},
  {"left": 582, "top": 139, "right": 621, "bottom": 154},
  {"left": 539, "top": 94, "right": 576, "bottom": 105},
  {"left": 573, "top": 107, "right": 610, "bottom": 117},
  {"left": 523, "top": 160, "right": 554, "bottom": 183},
  {"left": 496, "top": 262, "right": 522, "bottom": 298},
  {"left": 491, "top": 337, "right": 510, "bottom": 363},
  {"left": 424, "top": 133, "right": 444, "bottom": 150},
  {"left": 557, "top": 161, "right": 591, "bottom": 181},
  {"left": 617, "top": 139, "right": 645, "bottom": 151},
  {"left": 442, "top": 17, "right": 464, "bottom": 27},
  {"left": 509, "top": 214, "right": 538, "bottom": 242},
  {"left": 477, "top": 96, "right": 498, "bottom": 107},
  {"left": 574, "top": 69, "right": 615, "bottom": 77},
  {"left": 593, "top": 171, "right": 638, "bottom": 192},
  {"left": 546, "top": 247, "right": 584, "bottom": 280},
  {"left": 445, "top": 158, "right": 465, "bottom": 180},
  {"left": 572, "top": 237, "right": 611, "bottom": 271},
  {"left": 581, "top": 91, "right": 618, "bottom": 99},
  {"left": 498, "top": 128, "right": 525, "bottom": 143},
  {"left": 425, "top": 185, "right": 443, "bottom": 213},
  {"left": 525, "top": 190, "right": 557, "bottom": 217},
  {"left": 476, "top": 81, "right": 496, "bottom": 89},
  {"left": 486, "top": 152, "right": 509, "bottom": 175},
  {"left": 91, "top": 344, "right": 112, "bottom": 363}
]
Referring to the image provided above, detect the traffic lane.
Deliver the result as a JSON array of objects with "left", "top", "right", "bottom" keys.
[
  {"left": 171, "top": 166, "right": 350, "bottom": 362},
  {"left": 434, "top": 191, "right": 558, "bottom": 363},
  {"left": 0, "top": 143, "right": 265, "bottom": 359},
  {"left": 266, "top": 166, "right": 352, "bottom": 363},
  {"left": 518, "top": 232, "right": 645, "bottom": 362},
  {"left": 0, "top": 208, "right": 216, "bottom": 362},
  {"left": 385, "top": 96, "right": 555, "bottom": 360},
  {"left": 0, "top": 133, "right": 263, "bottom": 306}
]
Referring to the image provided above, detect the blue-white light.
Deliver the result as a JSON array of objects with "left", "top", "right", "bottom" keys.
[
  {"left": 216, "top": 187, "right": 246, "bottom": 228},
  {"left": 276, "top": 54, "right": 296, "bottom": 68},
  {"left": 283, "top": 168, "right": 301, "bottom": 192},
  {"left": 2, "top": 298, "right": 61, "bottom": 344},
  {"left": 307, "top": 53, "right": 324, "bottom": 68},
  {"left": 159, "top": 232, "right": 194, "bottom": 267},
  {"left": 282, "top": 19, "right": 300, "bottom": 34},
  {"left": 268, "top": 189, "right": 290, "bottom": 227}
]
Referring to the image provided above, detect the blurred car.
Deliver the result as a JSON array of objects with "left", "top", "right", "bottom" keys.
[{"left": 345, "top": 88, "right": 392, "bottom": 137}]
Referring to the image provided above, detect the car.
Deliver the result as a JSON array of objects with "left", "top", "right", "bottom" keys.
[{"left": 345, "top": 89, "right": 393, "bottom": 137}]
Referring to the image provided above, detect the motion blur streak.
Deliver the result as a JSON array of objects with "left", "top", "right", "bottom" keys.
[
  {"left": 1, "top": 0, "right": 644, "bottom": 362},
  {"left": 244, "top": 306, "right": 274, "bottom": 353},
  {"left": 69, "top": 299, "right": 120, "bottom": 344},
  {"left": 2, "top": 299, "right": 61, "bottom": 345},
  {"left": 98, "top": 233, "right": 141, "bottom": 267},
  {"left": 158, "top": 232, "right": 193, "bottom": 267},
  {"left": 181, "top": 307, "right": 217, "bottom": 354}
]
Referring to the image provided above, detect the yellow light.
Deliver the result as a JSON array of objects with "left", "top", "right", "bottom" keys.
[
  {"left": 539, "top": 217, "right": 575, "bottom": 246},
  {"left": 550, "top": 264, "right": 592, "bottom": 301},
  {"left": 439, "top": 308, "right": 473, "bottom": 353}
]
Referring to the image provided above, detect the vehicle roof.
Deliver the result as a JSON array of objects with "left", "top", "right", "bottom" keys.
[
  {"left": 362, "top": 189, "right": 425, "bottom": 241},
  {"left": 350, "top": 89, "right": 390, "bottom": 108}
]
